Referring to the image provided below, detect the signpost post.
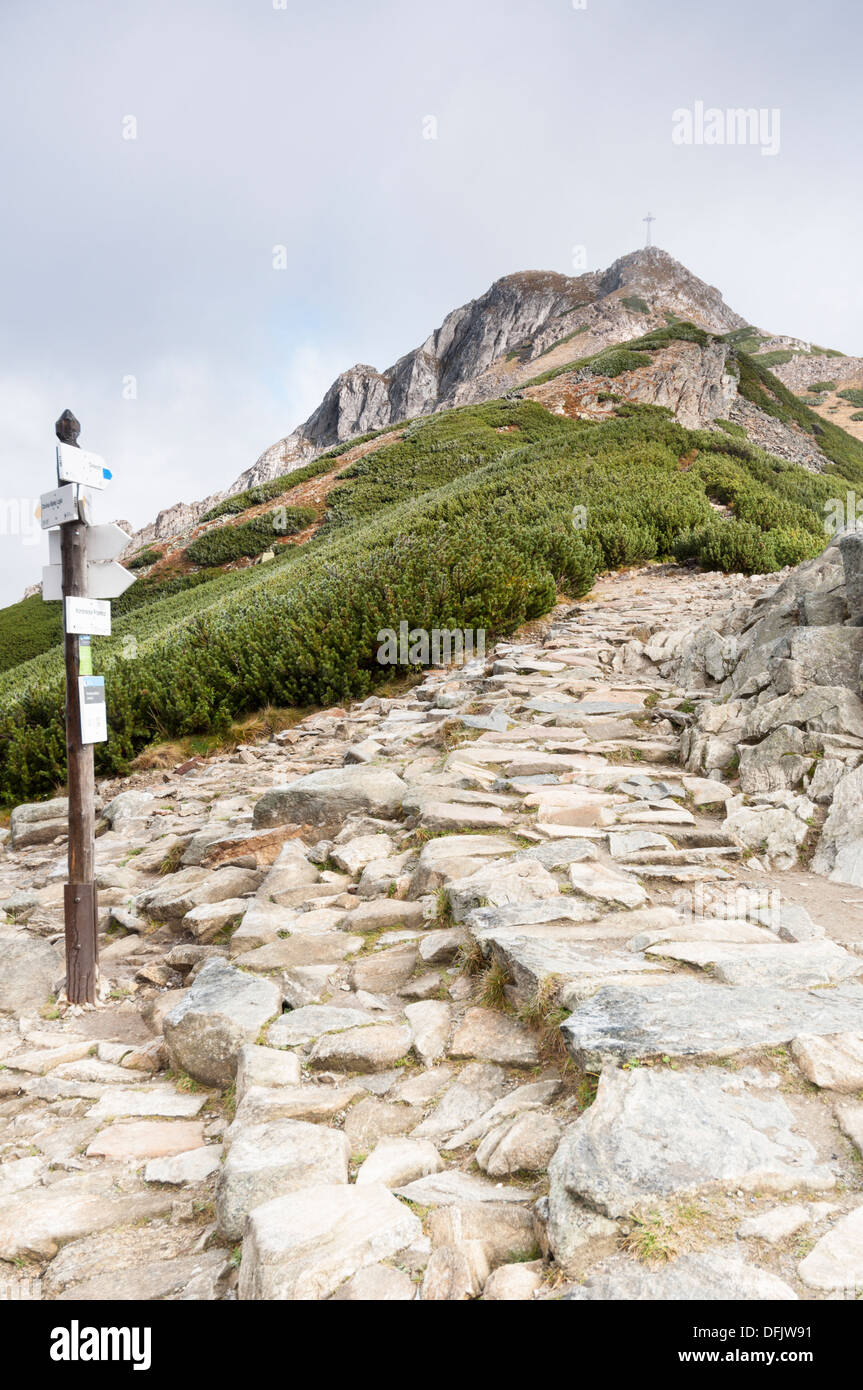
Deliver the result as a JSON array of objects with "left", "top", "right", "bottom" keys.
[{"left": 45, "top": 410, "right": 133, "bottom": 1005}]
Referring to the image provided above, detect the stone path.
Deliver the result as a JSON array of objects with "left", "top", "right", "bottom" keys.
[{"left": 1, "top": 563, "right": 862, "bottom": 1301}]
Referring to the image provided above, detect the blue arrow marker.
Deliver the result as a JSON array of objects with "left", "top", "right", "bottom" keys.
[{"left": 102, "top": 467, "right": 112, "bottom": 481}]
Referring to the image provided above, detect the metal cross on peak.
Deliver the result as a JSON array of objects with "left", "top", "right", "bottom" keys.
[{"left": 643, "top": 213, "right": 656, "bottom": 248}]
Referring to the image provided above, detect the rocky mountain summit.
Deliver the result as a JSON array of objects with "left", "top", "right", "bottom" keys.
[
  {"left": 127, "top": 249, "right": 757, "bottom": 553},
  {"left": 124, "top": 247, "right": 860, "bottom": 561},
  {"left": 242, "top": 249, "right": 746, "bottom": 490},
  {"left": 2, "top": 561, "right": 863, "bottom": 1301}
]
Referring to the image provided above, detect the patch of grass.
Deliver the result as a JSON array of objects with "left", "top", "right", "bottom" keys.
[{"left": 478, "top": 960, "right": 509, "bottom": 1009}]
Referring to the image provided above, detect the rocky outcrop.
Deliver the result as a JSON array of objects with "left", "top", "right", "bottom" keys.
[{"left": 232, "top": 248, "right": 749, "bottom": 494}]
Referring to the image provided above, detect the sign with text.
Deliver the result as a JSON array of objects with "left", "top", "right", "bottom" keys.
[
  {"left": 66, "top": 597, "right": 111, "bottom": 636},
  {"left": 56, "top": 443, "right": 112, "bottom": 491},
  {"left": 79, "top": 676, "right": 107, "bottom": 744},
  {"left": 40, "top": 484, "right": 79, "bottom": 529}
]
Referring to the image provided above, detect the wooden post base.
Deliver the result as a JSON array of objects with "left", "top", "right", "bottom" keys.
[{"left": 64, "top": 881, "right": 98, "bottom": 1004}]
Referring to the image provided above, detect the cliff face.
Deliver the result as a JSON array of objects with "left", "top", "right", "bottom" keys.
[{"left": 230, "top": 248, "right": 747, "bottom": 495}]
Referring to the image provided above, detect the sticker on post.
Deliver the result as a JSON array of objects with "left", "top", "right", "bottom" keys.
[
  {"left": 78, "top": 636, "right": 93, "bottom": 676},
  {"left": 79, "top": 676, "right": 108, "bottom": 744},
  {"left": 66, "top": 597, "right": 111, "bottom": 637}
]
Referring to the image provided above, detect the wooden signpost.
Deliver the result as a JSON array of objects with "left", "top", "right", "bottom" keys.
[{"left": 43, "top": 411, "right": 133, "bottom": 1005}]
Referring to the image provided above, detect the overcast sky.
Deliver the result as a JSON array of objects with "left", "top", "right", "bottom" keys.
[{"left": 1, "top": 0, "right": 860, "bottom": 608}]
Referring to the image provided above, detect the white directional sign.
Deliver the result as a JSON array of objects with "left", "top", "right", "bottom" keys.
[
  {"left": 42, "top": 560, "right": 135, "bottom": 602},
  {"left": 86, "top": 523, "right": 131, "bottom": 562},
  {"left": 87, "top": 561, "right": 136, "bottom": 599},
  {"left": 66, "top": 597, "right": 111, "bottom": 637},
  {"left": 79, "top": 676, "right": 108, "bottom": 744},
  {"left": 56, "top": 443, "right": 112, "bottom": 491},
  {"left": 40, "top": 484, "right": 79, "bottom": 529},
  {"left": 42, "top": 565, "right": 63, "bottom": 601}
]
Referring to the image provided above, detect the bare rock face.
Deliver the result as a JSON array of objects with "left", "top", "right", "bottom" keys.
[{"left": 229, "top": 248, "right": 748, "bottom": 496}]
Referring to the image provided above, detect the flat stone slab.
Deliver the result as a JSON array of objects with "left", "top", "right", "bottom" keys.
[
  {"left": 307, "top": 1022, "right": 412, "bottom": 1073},
  {"left": 556, "top": 1067, "right": 834, "bottom": 1218},
  {"left": 266, "top": 1005, "right": 377, "bottom": 1048},
  {"left": 217, "top": 1120, "right": 350, "bottom": 1239},
  {"left": 567, "top": 861, "right": 648, "bottom": 909},
  {"left": 0, "top": 1181, "right": 174, "bottom": 1261},
  {"left": 645, "top": 939, "right": 863, "bottom": 989},
  {"left": 227, "top": 1083, "right": 366, "bottom": 1133},
  {"left": 412, "top": 1063, "right": 510, "bottom": 1143},
  {"left": 236, "top": 1044, "right": 301, "bottom": 1099},
  {"left": 355, "top": 1138, "right": 444, "bottom": 1188},
  {"left": 472, "top": 928, "right": 668, "bottom": 1008},
  {"left": 798, "top": 1204, "right": 863, "bottom": 1291},
  {"left": 448, "top": 1007, "right": 540, "bottom": 1067},
  {"left": 239, "top": 1184, "right": 422, "bottom": 1300},
  {"left": 145, "top": 1146, "right": 223, "bottom": 1185},
  {"left": 394, "top": 1170, "right": 535, "bottom": 1206},
  {"left": 85, "top": 1120, "right": 205, "bottom": 1160},
  {"left": 252, "top": 767, "right": 407, "bottom": 828},
  {"left": 561, "top": 979, "right": 863, "bottom": 1070},
  {"left": 564, "top": 1251, "right": 797, "bottom": 1301},
  {"left": 86, "top": 1086, "right": 207, "bottom": 1121},
  {"left": 790, "top": 1033, "right": 863, "bottom": 1092}
]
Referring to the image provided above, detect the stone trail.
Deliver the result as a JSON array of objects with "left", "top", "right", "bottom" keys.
[{"left": 1, "top": 562, "right": 862, "bottom": 1301}]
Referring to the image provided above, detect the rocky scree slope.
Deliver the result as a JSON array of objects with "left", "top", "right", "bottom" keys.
[{"left": 1, "top": 563, "right": 863, "bottom": 1301}]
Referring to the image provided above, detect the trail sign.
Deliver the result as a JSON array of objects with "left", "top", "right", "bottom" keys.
[
  {"left": 40, "top": 484, "right": 80, "bottom": 529},
  {"left": 41, "top": 564, "right": 63, "bottom": 601},
  {"left": 65, "top": 596, "right": 111, "bottom": 636},
  {"left": 87, "top": 560, "right": 135, "bottom": 599},
  {"left": 86, "top": 523, "right": 131, "bottom": 562},
  {"left": 78, "top": 675, "right": 107, "bottom": 744},
  {"left": 43, "top": 559, "right": 134, "bottom": 601},
  {"left": 56, "top": 442, "right": 112, "bottom": 490}
]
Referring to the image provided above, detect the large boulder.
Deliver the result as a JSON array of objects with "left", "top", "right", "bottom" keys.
[
  {"left": 0, "top": 934, "right": 62, "bottom": 1016},
  {"left": 252, "top": 768, "right": 407, "bottom": 829},
  {"left": 9, "top": 798, "right": 69, "bottom": 849},
  {"left": 238, "top": 1185, "right": 422, "bottom": 1300},
  {"left": 163, "top": 957, "right": 282, "bottom": 1086},
  {"left": 554, "top": 1066, "right": 833, "bottom": 1219},
  {"left": 812, "top": 764, "right": 863, "bottom": 886}
]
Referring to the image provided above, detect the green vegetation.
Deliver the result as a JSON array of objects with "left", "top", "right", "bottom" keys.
[
  {"left": 713, "top": 419, "right": 747, "bottom": 439},
  {"left": 808, "top": 381, "right": 836, "bottom": 394},
  {"left": 620, "top": 295, "right": 650, "bottom": 314},
  {"left": 199, "top": 456, "right": 339, "bottom": 522},
  {"left": 838, "top": 388, "right": 863, "bottom": 409},
  {"left": 127, "top": 547, "right": 162, "bottom": 570},
  {"left": 753, "top": 349, "right": 796, "bottom": 368},
  {"left": 3, "top": 329, "right": 863, "bottom": 803},
  {"left": 852, "top": 412, "right": 863, "bottom": 423},
  {"left": 0, "top": 595, "right": 63, "bottom": 676},
  {"left": 734, "top": 351, "right": 863, "bottom": 479},
  {"left": 184, "top": 506, "right": 317, "bottom": 565}
]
